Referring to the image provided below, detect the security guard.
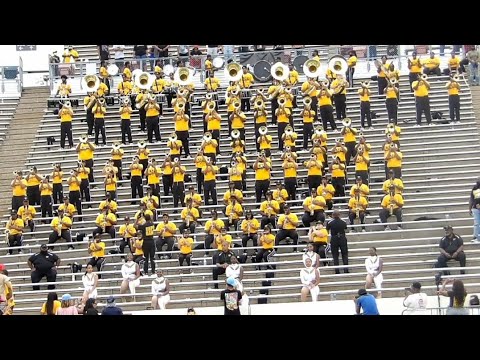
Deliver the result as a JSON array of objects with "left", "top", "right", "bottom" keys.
[{"left": 28, "top": 244, "right": 60, "bottom": 291}]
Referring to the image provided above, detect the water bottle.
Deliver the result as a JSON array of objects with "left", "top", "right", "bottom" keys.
[{"left": 330, "top": 293, "right": 337, "bottom": 301}]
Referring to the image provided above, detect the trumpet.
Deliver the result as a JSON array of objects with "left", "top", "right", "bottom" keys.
[
  {"left": 342, "top": 118, "right": 352, "bottom": 128},
  {"left": 57, "top": 217, "right": 62, "bottom": 236},
  {"left": 259, "top": 126, "right": 268, "bottom": 136},
  {"left": 246, "top": 220, "right": 251, "bottom": 235},
  {"left": 102, "top": 215, "right": 107, "bottom": 232},
  {"left": 225, "top": 62, "right": 242, "bottom": 82},
  {"left": 355, "top": 194, "right": 361, "bottom": 218},
  {"left": 79, "top": 135, "right": 88, "bottom": 144},
  {"left": 284, "top": 125, "right": 293, "bottom": 136},
  {"left": 278, "top": 97, "right": 286, "bottom": 107},
  {"left": 271, "top": 62, "right": 289, "bottom": 82},
  {"left": 121, "top": 96, "right": 131, "bottom": 106},
  {"left": 420, "top": 74, "right": 428, "bottom": 82},
  {"left": 229, "top": 211, "right": 234, "bottom": 224},
  {"left": 174, "top": 157, "right": 180, "bottom": 163},
  {"left": 254, "top": 99, "right": 265, "bottom": 109},
  {"left": 231, "top": 129, "right": 240, "bottom": 139},
  {"left": 185, "top": 211, "right": 191, "bottom": 228},
  {"left": 303, "top": 59, "right": 322, "bottom": 78},
  {"left": 361, "top": 80, "right": 371, "bottom": 88},
  {"left": 387, "top": 123, "right": 396, "bottom": 134},
  {"left": 233, "top": 100, "right": 241, "bottom": 111},
  {"left": 69, "top": 169, "right": 75, "bottom": 176},
  {"left": 303, "top": 97, "right": 312, "bottom": 108},
  {"left": 169, "top": 132, "right": 178, "bottom": 143},
  {"left": 206, "top": 100, "right": 216, "bottom": 113},
  {"left": 137, "top": 140, "right": 147, "bottom": 149},
  {"left": 310, "top": 204, "right": 315, "bottom": 216},
  {"left": 4, "top": 228, "right": 9, "bottom": 244}
]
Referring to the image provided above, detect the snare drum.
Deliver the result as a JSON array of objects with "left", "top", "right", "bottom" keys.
[{"left": 240, "top": 89, "right": 251, "bottom": 99}]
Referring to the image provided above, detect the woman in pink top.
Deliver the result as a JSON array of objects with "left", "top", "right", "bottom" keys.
[{"left": 56, "top": 293, "right": 79, "bottom": 315}]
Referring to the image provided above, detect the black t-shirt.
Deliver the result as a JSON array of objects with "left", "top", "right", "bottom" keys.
[
  {"left": 84, "top": 308, "right": 99, "bottom": 315},
  {"left": 134, "top": 45, "right": 147, "bottom": 57},
  {"left": 439, "top": 235, "right": 463, "bottom": 254},
  {"left": 214, "top": 251, "right": 235, "bottom": 265},
  {"left": 471, "top": 183, "right": 480, "bottom": 207},
  {"left": 326, "top": 218, "right": 347, "bottom": 238},
  {"left": 28, "top": 252, "right": 59, "bottom": 272},
  {"left": 139, "top": 221, "right": 155, "bottom": 241},
  {"left": 220, "top": 289, "right": 242, "bottom": 315}
]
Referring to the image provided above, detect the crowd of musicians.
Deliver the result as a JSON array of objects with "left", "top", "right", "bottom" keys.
[{"left": 7, "top": 49, "right": 467, "bottom": 276}]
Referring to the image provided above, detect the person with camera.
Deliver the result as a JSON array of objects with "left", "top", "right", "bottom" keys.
[
  {"left": 403, "top": 281, "right": 428, "bottom": 315},
  {"left": 435, "top": 225, "right": 466, "bottom": 275},
  {"left": 354, "top": 288, "right": 379, "bottom": 315},
  {"left": 437, "top": 278, "right": 469, "bottom": 315}
]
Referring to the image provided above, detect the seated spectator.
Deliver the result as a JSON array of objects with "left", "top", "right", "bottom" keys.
[
  {"left": 151, "top": 269, "right": 171, "bottom": 310},
  {"left": 102, "top": 296, "right": 123, "bottom": 315},
  {"left": 422, "top": 52, "right": 441, "bottom": 76},
  {"left": 308, "top": 222, "right": 329, "bottom": 265},
  {"left": 28, "top": 244, "right": 60, "bottom": 291},
  {"left": 41, "top": 292, "right": 60, "bottom": 315},
  {"left": 56, "top": 294, "right": 78, "bottom": 315},
  {"left": 177, "top": 229, "right": 194, "bottom": 272},
  {"left": 81, "top": 264, "right": 99, "bottom": 304},
  {"left": 300, "top": 258, "right": 320, "bottom": 302},
  {"left": 437, "top": 278, "right": 469, "bottom": 315},
  {"left": 83, "top": 298, "right": 98, "bottom": 315},
  {"left": 256, "top": 225, "right": 276, "bottom": 267},
  {"left": 190, "top": 46, "right": 202, "bottom": 56},
  {"left": 435, "top": 226, "right": 466, "bottom": 275},
  {"left": 187, "top": 307, "right": 197, "bottom": 315},
  {"left": 120, "top": 253, "right": 141, "bottom": 296},
  {"left": 354, "top": 288, "right": 379, "bottom": 315},
  {"left": 403, "top": 281, "right": 428, "bottom": 315}
]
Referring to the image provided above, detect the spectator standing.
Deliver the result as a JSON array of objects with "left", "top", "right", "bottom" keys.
[
  {"left": 437, "top": 278, "right": 469, "bottom": 315},
  {"left": 220, "top": 277, "right": 242, "bottom": 315},
  {"left": 469, "top": 178, "right": 480, "bottom": 243}
]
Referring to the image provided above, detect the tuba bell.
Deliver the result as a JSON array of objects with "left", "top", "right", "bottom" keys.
[
  {"left": 81, "top": 74, "right": 100, "bottom": 92},
  {"left": 271, "top": 62, "right": 289, "bottom": 82},
  {"left": 163, "top": 64, "right": 174, "bottom": 76},
  {"left": 328, "top": 55, "right": 348, "bottom": 75},
  {"left": 212, "top": 57, "right": 224, "bottom": 69},
  {"left": 174, "top": 67, "right": 193, "bottom": 86},
  {"left": 231, "top": 129, "right": 240, "bottom": 139},
  {"left": 341, "top": 118, "right": 352, "bottom": 128},
  {"left": 107, "top": 64, "right": 119, "bottom": 76},
  {"left": 303, "top": 59, "right": 322, "bottom": 78},
  {"left": 259, "top": 126, "right": 268, "bottom": 136},
  {"left": 135, "top": 72, "right": 155, "bottom": 90},
  {"left": 224, "top": 62, "right": 242, "bottom": 82}
]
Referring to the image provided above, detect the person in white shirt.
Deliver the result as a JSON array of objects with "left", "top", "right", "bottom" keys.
[
  {"left": 151, "top": 269, "right": 170, "bottom": 310},
  {"left": 300, "top": 258, "right": 320, "bottom": 302},
  {"left": 120, "top": 253, "right": 141, "bottom": 297},
  {"left": 403, "top": 281, "right": 428, "bottom": 315},
  {"left": 226, "top": 255, "right": 244, "bottom": 293},
  {"left": 113, "top": 45, "right": 126, "bottom": 70},
  {"left": 365, "top": 247, "right": 383, "bottom": 298},
  {"left": 303, "top": 242, "right": 320, "bottom": 268},
  {"left": 81, "top": 264, "right": 98, "bottom": 303}
]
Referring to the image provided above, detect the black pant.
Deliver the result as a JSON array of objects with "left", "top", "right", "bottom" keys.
[
  {"left": 121, "top": 120, "right": 132, "bottom": 144},
  {"left": 348, "top": 211, "right": 366, "bottom": 230},
  {"left": 80, "top": 179, "right": 91, "bottom": 202},
  {"left": 326, "top": 199, "right": 333, "bottom": 211},
  {"left": 27, "top": 186, "right": 41, "bottom": 206},
  {"left": 162, "top": 175, "right": 173, "bottom": 197},
  {"left": 131, "top": 176, "right": 143, "bottom": 199},
  {"left": 255, "top": 180, "right": 270, "bottom": 203},
  {"left": 285, "top": 178, "right": 297, "bottom": 201},
  {"left": 156, "top": 237, "right": 174, "bottom": 259},
  {"left": 333, "top": 94, "right": 346, "bottom": 119},
  {"left": 275, "top": 229, "right": 298, "bottom": 252},
  {"left": 256, "top": 248, "right": 274, "bottom": 265},
  {"left": 261, "top": 215, "right": 276, "bottom": 229},
  {"left": 41, "top": 195, "right": 53, "bottom": 220},
  {"left": 139, "top": 107, "right": 146, "bottom": 132},
  {"left": 388, "top": 167, "right": 402, "bottom": 179},
  {"left": 415, "top": 96, "right": 432, "bottom": 125},
  {"left": 320, "top": 105, "right": 336, "bottom": 131},
  {"left": 424, "top": 67, "right": 441, "bottom": 76},
  {"left": 11, "top": 196, "right": 23, "bottom": 212},
  {"left": 303, "top": 123, "right": 313, "bottom": 149},
  {"left": 176, "top": 131, "right": 190, "bottom": 156},
  {"left": 204, "top": 180, "right": 217, "bottom": 206},
  {"left": 93, "top": 226, "right": 116, "bottom": 239},
  {"left": 31, "top": 268, "right": 57, "bottom": 291},
  {"left": 307, "top": 175, "right": 322, "bottom": 193},
  {"left": 173, "top": 182, "right": 185, "bottom": 208},
  {"left": 147, "top": 116, "right": 161, "bottom": 143},
  {"left": 346, "top": 67, "right": 355, "bottom": 87},
  {"left": 271, "top": 99, "right": 278, "bottom": 125},
  {"left": 242, "top": 234, "right": 258, "bottom": 250},
  {"left": 94, "top": 118, "right": 106, "bottom": 145},
  {"left": 60, "top": 122, "right": 73, "bottom": 148},
  {"left": 345, "top": 141, "right": 356, "bottom": 166},
  {"left": 278, "top": 122, "right": 288, "bottom": 150},
  {"left": 386, "top": 98, "right": 398, "bottom": 124},
  {"left": 302, "top": 210, "right": 325, "bottom": 228},
  {"left": 379, "top": 208, "right": 402, "bottom": 227},
  {"left": 87, "top": 257, "right": 106, "bottom": 276},
  {"left": 436, "top": 252, "right": 466, "bottom": 275},
  {"left": 360, "top": 101, "right": 372, "bottom": 128},
  {"left": 330, "top": 235, "right": 349, "bottom": 274},
  {"left": 196, "top": 168, "right": 204, "bottom": 194},
  {"left": 377, "top": 77, "right": 388, "bottom": 96},
  {"left": 8, "top": 234, "right": 22, "bottom": 255},
  {"left": 449, "top": 94, "right": 460, "bottom": 122},
  {"left": 356, "top": 170, "right": 369, "bottom": 185},
  {"left": 112, "top": 160, "right": 122, "bottom": 181},
  {"left": 48, "top": 229, "right": 72, "bottom": 250},
  {"left": 213, "top": 266, "right": 226, "bottom": 289},
  {"left": 179, "top": 253, "right": 192, "bottom": 267},
  {"left": 119, "top": 238, "right": 132, "bottom": 255},
  {"left": 254, "top": 123, "right": 266, "bottom": 152},
  {"left": 310, "top": 97, "right": 319, "bottom": 123},
  {"left": 85, "top": 159, "right": 94, "bottom": 183},
  {"left": 332, "top": 177, "right": 345, "bottom": 200},
  {"left": 86, "top": 110, "right": 94, "bottom": 135},
  {"left": 211, "top": 129, "right": 220, "bottom": 155},
  {"left": 142, "top": 238, "right": 156, "bottom": 274},
  {"left": 241, "top": 97, "right": 250, "bottom": 112},
  {"left": 52, "top": 184, "right": 63, "bottom": 205},
  {"left": 409, "top": 72, "right": 420, "bottom": 89},
  {"left": 313, "top": 242, "right": 328, "bottom": 264},
  {"left": 69, "top": 190, "right": 82, "bottom": 216},
  {"left": 140, "top": 159, "right": 148, "bottom": 179}
]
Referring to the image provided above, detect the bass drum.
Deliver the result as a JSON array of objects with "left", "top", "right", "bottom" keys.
[
  {"left": 253, "top": 60, "right": 272, "bottom": 83},
  {"left": 292, "top": 55, "right": 308, "bottom": 74}
]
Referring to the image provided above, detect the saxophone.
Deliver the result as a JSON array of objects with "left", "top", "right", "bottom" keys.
[
  {"left": 389, "top": 198, "right": 394, "bottom": 216},
  {"left": 267, "top": 201, "right": 272, "bottom": 217},
  {"left": 5, "top": 220, "right": 11, "bottom": 244},
  {"left": 102, "top": 214, "right": 107, "bottom": 232},
  {"left": 356, "top": 194, "right": 360, "bottom": 218},
  {"left": 310, "top": 201, "right": 315, "bottom": 216},
  {"left": 229, "top": 208, "right": 234, "bottom": 224},
  {"left": 186, "top": 208, "right": 191, "bottom": 227},
  {"left": 57, "top": 216, "right": 62, "bottom": 236},
  {"left": 247, "top": 220, "right": 251, "bottom": 235}
]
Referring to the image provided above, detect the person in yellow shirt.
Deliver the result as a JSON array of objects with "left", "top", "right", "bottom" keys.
[
  {"left": 358, "top": 81, "right": 372, "bottom": 130},
  {"left": 376, "top": 55, "right": 389, "bottom": 96},
  {"left": 348, "top": 188, "right": 368, "bottom": 232},
  {"left": 184, "top": 185, "right": 202, "bottom": 214},
  {"left": 331, "top": 74, "right": 349, "bottom": 120},
  {"left": 118, "top": 216, "right": 136, "bottom": 256},
  {"left": 383, "top": 170, "right": 404, "bottom": 195},
  {"left": 379, "top": 186, "right": 404, "bottom": 230},
  {"left": 341, "top": 119, "right": 358, "bottom": 166},
  {"left": 204, "top": 71, "right": 221, "bottom": 93},
  {"left": 6, "top": 211, "right": 24, "bottom": 255},
  {"left": 240, "top": 66, "right": 254, "bottom": 112},
  {"left": 241, "top": 210, "right": 260, "bottom": 256},
  {"left": 62, "top": 45, "right": 79, "bottom": 63},
  {"left": 282, "top": 154, "right": 298, "bottom": 202},
  {"left": 353, "top": 146, "right": 370, "bottom": 185},
  {"left": 179, "top": 198, "right": 200, "bottom": 234},
  {"left": 302, "top": 189, "right": 327, "bottom": 227},
  {"left": 317, "top": 84, "right": 337, "bottom": 131},
  {"left": 48, "top": 209, "right": 73, "bottom": 250},
  {"left": 172, "top": 160, "right": 187, "bottom": 209},
  {"left": 119, "top": 97, "right": 133, "bottom": 145},
  {"left": 25, "top": 167, "right": 42, "bottom": 206},
  {"left": 177, "top": 228, "right": 194, "bottom": 269},
  {"left": 203, "top": 210, "right": 225, "bottom": 255},
  {"left": 130, "top": 156, "right": 144, "bottom": 201},
  {"left": 260, "top": 191, "right": 280, "bottom": 229},
  {"left": 39, "top": 177, "right": 53, "bottom": 221},
  {"left": 145, "top": 95, "right": 162, "bottom": 144},
  {"left": 329, "top": 156, "right": 346, "bottom": 200},
  {"left": 104, "top": 170, "right": 117, "bottom": 201},
  {"left": 308, "top": 222, "right": 329, "bottom": 264},
  {"left": 202, "top": 132, "right": 218, "bottom": 164},
  {"left": 226, "top": 196, "right": 243, "bottom": 232},
  {"left": 87, "top": 235, "right": 106, "bottom": 276},
  {"left": 156, "top": 213, "right": 178, "bottom": 260},
  {"left": 254, "top": 153, "right": 272, "bottom": 203},
  {"left": 384, "top": 80, "right": 399, "bottom": 124},
  {"left": 91, "top": 98, "right": 107, "bottom": 146},
  {"left": 304, "top": 154, "right": 323, "bottom": 192},
  {"left": 446, "top": 75, "right": 461, "bottom": 123},
  {"left": 448, "top": 51, "right": 461, "bottom": 76},
  {"left": 75, "top": 161, "right": 91, "bottom": 205},
  {"left": 66, "top": 170, "right": 82, "bottom": 218},
  {"left": 118, "top": 73, "right": 133, "bottom": 96},
  {"left": 99, "top": 60, "right": 111, "bottom": 95},
  {"left": 275, "top": 101, "right": 292, "bottom": 151},
  {"left": 252, "top": 93, "right": 268, "bottom": 152},
  {"left": 194, "top": 150, "right": 207, "bottom": 194},
  {"left": 202, "top": 157, "right": 218, "bottom": 206},
  {"left": 257, "top": 127, "right": 272, "bottom": 158},
  {"left": 275, "top": 205, "right": 299, "bottom": 252},
  {"left": 346, "top": 50, "right": 358, "bottom": 87},
  {"left": 287, "top": 63, "right": 299, "bottom": 107},
  {"left": 173, "top": 108, "right": 191, "bottom": 158},
  {"left": 317, "top": 176, "right": 335, "bottom": 211},
  {"left": 55, "top": 75, "right": 72, "bottom": 98},
  {"left": 281, "top": 125, "right": 298, "bottom": 153},
  {"left": 223, "top": 182, "right": 244, "bottom": 207},
  {"left": 93, "top": 208, "right": 117, "bottom": 239},
  {"left": 51, "top": 164, "right": 63, "bottom": 205},
  {"left": 76, "top": 137, "right": 96, "bottom": 183},
  {"left": 18, "top": 198, "right": 36, "bottom": 233},
  {"left": 58, "top": 101, "right": 74, "bottom": 149},
  {"left": 206, "top": 107, "right": 222, "bottom": 155},
  {"left": 301, "top": 78, "right": 320, "bottom": 123},
  {"left": 229, "top": 158, "right": 243, "bottom": 190},
  {"left": 422, "top": 52, "right": 441, "bottom": 76},
  {"left": 229, "top": 103, "right": 247, "bottom": 141},
  {"left": 142, "top": 188, "right": 159, "bottom": 220},
  {"left": 136, "top": 143, "right": 150, "bottom": 179},
  {"left": 385, "top": 143, "right": 403, "bottom": 179},
  {"left": 144, "top": 158, "right": 161, "bottom": 198},
  {"left": 256, "top": 225, "right": 276, "bottom": 266},
  {"left": 408, "top": 51, "right": 423, "bottom": 89}
]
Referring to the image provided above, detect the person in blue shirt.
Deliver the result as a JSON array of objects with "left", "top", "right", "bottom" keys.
[
  {"left": 101, "top": 296, "right": 123, "bottom": 315},
  {"left": 354, "top": 288, "right": 380, "bottom": 315}
]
